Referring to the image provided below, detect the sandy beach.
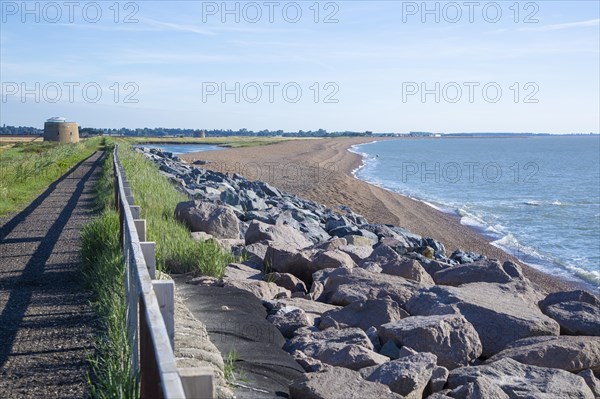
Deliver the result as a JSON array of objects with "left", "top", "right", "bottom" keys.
[{"left": 182, "top": 137, "right": 587, "bottom": 293}]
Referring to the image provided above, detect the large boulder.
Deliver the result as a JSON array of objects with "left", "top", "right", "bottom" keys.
[
  {"left": 285, "top": 328, "right": 389, "bottom": 370},
  {"left": 433, "top": 260, "right": 522, "bottom": 286},
  {"left": 269, "top": 297, "right": 341, "bottom": 326},
  {"left": 267, "top": 306, "right": 312, "bottom": 338},
  {"left": 339, "top": 245, "right": 373, "bottom": 264},
  {"left": 318, "top": 267, "right": 426, "bottom": 308},
  {"left": 365, "top": 352, "right": 438, "bottom": 399},
  {"left": 311, "top": 250, "right": 357, "bottom": 270},
  {"left": 289, "top": 367, "right": 403, "bottom": 399},
  {"left": 538, "top": 290, "right": 600, "bottom": 336},
  {"left": 175, "top": 200, "right": 240, "bottom": 239},
  {"left": 245, "top": 220, "right": 312, "bottom": 249},
  {"left": 319, "top": 298, "right": 407, "bottom": 331},
  {"left": 361, "top": 244, "right": 434, "bottom": 285},
  {"left": 379, "top": 314, "right": 482, "bottom": 369},
  {"left": 447, "top": 358, "right": 595, "bottom": 399},
  {"left": 264, "top": 244, "right": 314, "bottom": 284},
  {"left": 486, "top": 335, "right": 600, "bottom": 373},
  {"left": 406, "top": 282, "right": 559, "bottom": 357}
]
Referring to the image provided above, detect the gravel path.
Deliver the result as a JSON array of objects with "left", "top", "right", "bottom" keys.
[{"left": 0, "top": 151, "right": 104, "bottom": 398}]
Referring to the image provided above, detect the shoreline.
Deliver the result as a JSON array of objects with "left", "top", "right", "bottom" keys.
[{"left": 181, "top": 137, "right": 591, "bottom": 294}]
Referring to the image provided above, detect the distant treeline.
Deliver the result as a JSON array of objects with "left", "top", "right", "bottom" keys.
[
  {"left": 79, "top": 127, "right": 374, "bottom": 138},
  {"left": 0, "top": 125, "right": 42, "bottom": 135},
  {"left": 0, "top": 125, "right": 374, "bottom": 138}
]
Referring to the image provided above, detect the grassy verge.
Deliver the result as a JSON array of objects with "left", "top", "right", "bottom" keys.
[
  {"left": 81, "top": 140, "right": 139, "bottom": 398},
  {"left": 0, "top": 137, "right": 102, "bottom": 215},
  {"left": 121, "top": 136, "right": 294, "bottom": 148},
  {"left": 116, "top": 144, "right": 235, "bottom": 276}
]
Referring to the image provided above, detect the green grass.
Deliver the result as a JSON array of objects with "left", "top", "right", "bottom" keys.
[
  {"left": 0, "top": 137, "right": 102, "bottom": 215},
  {"left": 116, "top": 144, "right": 235, "bottom": 276},
  {"left": 121, "top": 136, "right": 294, "bottom": 148},
  {"left": 81, "top": 140, "right": 139, "bottom": 398}
]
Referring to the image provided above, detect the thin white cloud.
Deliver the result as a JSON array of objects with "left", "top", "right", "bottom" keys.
[
  {"left": 140, "top": 17, "right": 216, "bottom": 36},
  {"left": 519, "top": 18, "right": 599, "bottom": 32}
]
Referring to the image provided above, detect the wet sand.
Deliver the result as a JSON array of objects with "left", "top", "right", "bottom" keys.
[{"left": 182, "top": 137, "right": 587, "bottom": 294}]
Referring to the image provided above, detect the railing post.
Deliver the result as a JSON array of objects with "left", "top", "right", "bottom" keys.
[
  {"left": 134, "top": 219, "right": 147, "bottom": 242},
  {"left": 139, "top": 299, "right": 163, "bottom": 399},
  {"left": 153, "top": 280, "right": 175, "bottom": 349},
  {"left": 141, "top": 242, "right": 156, "bottom": 279},
  {"left": 180, "top": 368, "right": 214, "bottom": 399}
]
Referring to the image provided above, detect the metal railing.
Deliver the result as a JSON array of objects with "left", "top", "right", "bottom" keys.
[{"left": 113, "top": 145, "right": 214, "bottom": 399}]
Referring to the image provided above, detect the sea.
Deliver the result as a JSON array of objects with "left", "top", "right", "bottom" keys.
[
  {"left": 135, "top": 143, "right": 223, "bottom": 155},
  {"left": 351, "top": 136, "right": 600, "bottom": 289}
]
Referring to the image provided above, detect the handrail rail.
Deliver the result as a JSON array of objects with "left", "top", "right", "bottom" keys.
[{"left": 113, "top": 145, "right": 195, "bottom": 398}]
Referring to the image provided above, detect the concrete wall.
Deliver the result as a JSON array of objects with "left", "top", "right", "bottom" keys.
[{"left": 43, "top": 122, "right": 79, "bottom": 143}]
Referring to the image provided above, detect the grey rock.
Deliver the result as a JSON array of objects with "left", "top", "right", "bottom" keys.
[
  {"left": 362, "top": 244, "right": 434, "bottom": 285},
  {"left": 292, "top": 350, "right": 328, "bottom": 373},
  {"left": 538, "top": 290, "right": 600, "bottom": 336},
  {"left": 366, "top": 352, "right": 438, "bottom": 398},
  {"left": 345, "top": 234, "right": 376, "bottom": 247},
  {"left": 319, "top": 267, "right": 426, "bottom": 308},
  {"left": 267, "top": 306, "right": 312, "bottom": 338},
  {"left": 379, "top": 314, "right": 482, "bottom": 369},
  {"left": 289, "top": 367, "right": 403, "bottom": 399},
  {"left": 285, "top": 328, "right": 389, "bottom": 370},
  {"left": 360, "top": 261, "right": 383, "bottom": 273},
  {"left": 447, "top": 358, "right": 594, "bottom": 399},
  {"left": 449, "top": 376, "right": 509, "bottom": 399},
  {"left": 273, "top": 297, "right": 341, "bottom": 327},
  {"left": 433, "top": 260, "right": 518, "bottom": 286},
  {"left": 486, "top": 335, "right": 600, "bottom": 373},
  {"left": 320, "top": 298, "right": 407, "bottom": 331},
  {"left": 245, "top": 220, "right": 313, "bottom": 250},
  {"left": 578, "top": 370, "right": 600, "bottom": 398},
  {"left": 265, "top": 272, "right": 307, "bottom": 293},
  {"left": 222, "top": 278, "right": 289, "bottom": 300},
  {"left": 339, "top": 244, "right": 373, "bottom": 264},
  {"left": 175, "top": 200, "right": 240, "bottom": 239},
  {"left": 406, "top": 283, "right": 559, "bottom": 357},
  {"left": 311, "top": 250, "right": 358, "bottom": 270},
  {"left": 264, "top": 243, "right": 314, "bottom": 285},
  {"left": 426, "top": 366, "right": 450, "bottom": 397}
]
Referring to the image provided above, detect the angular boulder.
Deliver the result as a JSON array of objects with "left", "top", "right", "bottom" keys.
[
  {"left": 362, "top": 244, "right": 434, "bottom": 285},
  {"left": 318, "top": 267, "right": 426, "bottom": 308},
  {"left": 319, "top": 298, "right": 408, "bottom": 331},
  {"left": 578, "top": 369, "right": 600, "bottom": 398},
  {"left": 447, "top": 358, "right": 594, "bottom": 399},
  {"left": 433, "top": 260, "right": 519, "bottom": 286},
  {"left": 406, "top": 283, "right": 559, "bottom": 357},
  {"left": 448, "top": 376, "right": 509, "bottom": 399},
  {"left": 486, "top": 335, "right": 600, "bottom": 373},
  {"left": 311, "top": 250, "right": 357, "bottom": 270},
  {"left": 245, "top": 220, "right": 312, "bottom": 249},
  {"left": 265, "top": 272, "right": 307, "bottom": 293},
  {"left": 539, "top": 290, "right": 600, "bottom": 336},
  {"left": 379, "top": 314, "right": 482, "bottom": 369},
  {"left": 365, "top": 352, "right": 438, "bottom": 399},
  {"left": 175, "top": 200, "right": 240, "bottom": 239},
  {"left": 267, "top": 306, "right": 312, "bottom": 338},
  {"left": 289, "top": 367, "right": 402, "bottom": 399},
  {"left": 285, "top": 328, "right": 388, "bottom": 370}
]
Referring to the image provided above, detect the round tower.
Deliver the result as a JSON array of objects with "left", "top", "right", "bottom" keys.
[{"left": 43, "top": 117, "right": 79, "bottom": 143}]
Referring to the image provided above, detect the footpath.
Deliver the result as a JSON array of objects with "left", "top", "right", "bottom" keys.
[{"left": 0, "top": 151, "right": 103, "bottom": 398}]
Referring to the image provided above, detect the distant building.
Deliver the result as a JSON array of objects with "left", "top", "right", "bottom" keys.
[
  {"left": 194, "top": 130, "right": 206, "bottom": 138},
  {"left": 43, "top": 117, "right": 79, "bottom": 143}
]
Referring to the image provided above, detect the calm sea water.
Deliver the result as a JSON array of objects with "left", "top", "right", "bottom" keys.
[
  {"left": 352, "top": 136, "right": 600, "bottom": 288},
  {"left": 137, "top": 143, "right": 223, "bottom": 155}
]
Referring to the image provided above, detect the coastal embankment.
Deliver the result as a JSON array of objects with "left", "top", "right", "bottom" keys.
[{"left": 181, "top": 138, "right": 587, "bottom": 294}]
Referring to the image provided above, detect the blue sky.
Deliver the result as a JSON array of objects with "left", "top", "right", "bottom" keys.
[{"left": 1, "top": 0, "right": 599, "bottom": 133}]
